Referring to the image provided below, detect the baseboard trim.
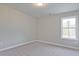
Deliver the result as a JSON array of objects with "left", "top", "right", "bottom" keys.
[
  {"left": 36, "top": 40, "right": 79, "bottom": 50},
  {"left": 0, "top": 40, "right": 79, "bottom": 52},
  {"left": 0, "top": 40, "right": 36, "bottom": 52}
]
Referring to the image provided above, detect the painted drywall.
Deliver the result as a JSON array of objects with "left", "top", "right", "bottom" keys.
[
  {"left": 0, "top": 5, "right": 36, "bottom": 49},
  {"left": 38, "top": 10, "right": 79, "bottom": 47}
]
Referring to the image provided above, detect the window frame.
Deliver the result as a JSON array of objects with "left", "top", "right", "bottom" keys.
[{"left": 61, "top": 16, "right": 77, "bottom": 40}]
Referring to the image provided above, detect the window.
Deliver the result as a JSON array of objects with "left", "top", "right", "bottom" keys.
[{"left": 61, "top": 17, "right": 76, "bottom": 40}]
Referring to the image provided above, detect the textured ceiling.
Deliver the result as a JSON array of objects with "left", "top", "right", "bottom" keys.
[{"left": 1, "top": 3, "right": 79, "bottom": 18}]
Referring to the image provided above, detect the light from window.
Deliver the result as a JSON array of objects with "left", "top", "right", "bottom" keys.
[{"left": 61, "top": 17, "right": 76, "bottom": 40}]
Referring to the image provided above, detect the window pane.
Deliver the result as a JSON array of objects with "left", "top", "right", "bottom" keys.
[
  {"left": 62, "top": 19, "right": 68, "bottom": 27},
  {"left": 69, "top": 18, "right": 76, "bottom": 27},
  {"left": 69, "top": 29, "right": 76, "bottom": 39},
  {"left": 62, "top": 29, "right": 68, "bottom": 38},
  {"left": 62, "top": 18, "right": 76, "bottom": 27}
]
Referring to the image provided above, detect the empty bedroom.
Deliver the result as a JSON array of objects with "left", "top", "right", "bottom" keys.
[{"left": 0, "top": 3, "right": 79, "bottom": 56}]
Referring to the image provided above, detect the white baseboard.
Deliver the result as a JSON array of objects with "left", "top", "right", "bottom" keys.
[
  {"left": 0, "top": 40, "right": 79, "bottom": 52},
  {"left": 36, "top": 40, "right": 79, "bottom": 50},
  {"left": 0, "top": 40, "right": 36, "bottom": 52}
]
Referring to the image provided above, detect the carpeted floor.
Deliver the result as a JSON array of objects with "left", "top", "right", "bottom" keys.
[{"left": 0, "top": 41, "right": 79, "bottom": 56}]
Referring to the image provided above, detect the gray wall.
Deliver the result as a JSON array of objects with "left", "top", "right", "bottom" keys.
[
  {"left": 38, "top": 11, "right": 79, "bottom": 47},
  {"left": 0, "top": 5, "right": 36, "bottom": 49}
]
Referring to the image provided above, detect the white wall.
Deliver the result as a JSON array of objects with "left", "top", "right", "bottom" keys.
[
  {"left": 0, "top": 5, "right": 36, "bottom": 49},
  {"left": 38, "top": 11, "right": 79, "bottom": 47}
]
